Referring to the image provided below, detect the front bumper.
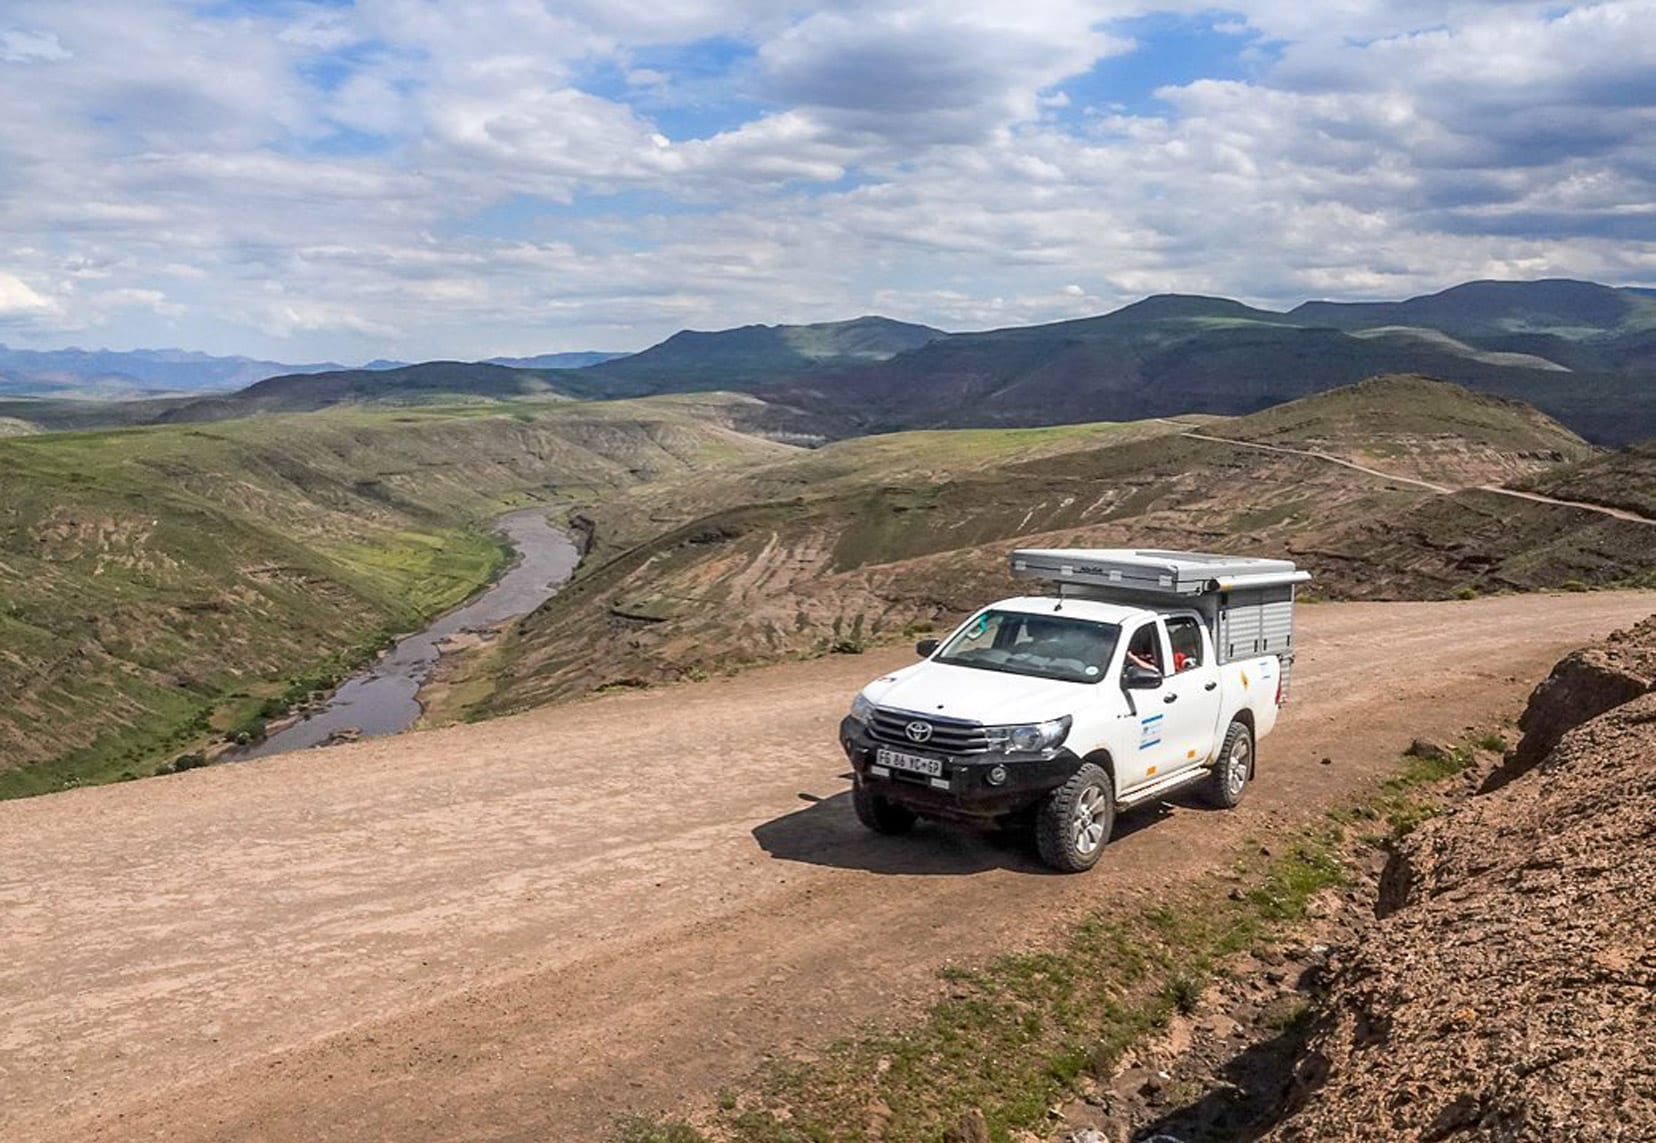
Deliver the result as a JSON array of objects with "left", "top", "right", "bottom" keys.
[{"left": 838, "top": 716, "right": 1082, "bottom": 823}]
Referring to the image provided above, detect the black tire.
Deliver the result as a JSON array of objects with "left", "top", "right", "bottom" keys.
[
  {"left": 852, "top": 781, "right": 918, "bottom": 835},
  {"left": 1035, "top": 762, "right": 1115, "bottom": 872},
  {"left": 1205, "top": 718, "right": 1254, "bottom": 808}
]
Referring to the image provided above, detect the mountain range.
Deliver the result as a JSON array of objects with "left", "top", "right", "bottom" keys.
[
  {"left": 0, "top": 345, "right": 622, "bottom": 399},
  {"left": 10, "top": 279, "right": 1656, "bottom": 444}
]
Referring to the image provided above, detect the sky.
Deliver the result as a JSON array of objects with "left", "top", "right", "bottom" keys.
[{"left": 1, "top": 1, "right": 1654, "bottom": 362}]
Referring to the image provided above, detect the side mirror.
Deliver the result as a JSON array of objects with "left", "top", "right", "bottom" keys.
[
  {"left": 1123, "top": 664, "right": 1163, "bottom": 689},
  {"left": 916, "top": 638, "right": 941, "bottom": 658}
]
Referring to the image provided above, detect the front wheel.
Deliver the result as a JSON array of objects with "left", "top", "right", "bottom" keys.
[
  {"left": 1205, "top": 718, "right": 1254, "bottom": 808},
  {"left": 1035, "top": 763, "right": 1115, "bottom": 872},
  {"left": 852, "top": 781, "right": 918, "bottom": 834}
]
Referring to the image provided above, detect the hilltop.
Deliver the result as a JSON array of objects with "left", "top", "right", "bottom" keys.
[
  {"left": 557, "top": 315, "right": 947, "bottom": 397},
  {"left": 1205, "top": 373, "right": 1596, "bottom": 484},
  {"left": 157, "top": 361, "right": 581, "bottom": 421}
]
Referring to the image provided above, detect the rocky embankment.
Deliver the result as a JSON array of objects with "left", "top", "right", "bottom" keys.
[{"left": 1271, "top": 614, "right": 1656, "bottom": 1141}]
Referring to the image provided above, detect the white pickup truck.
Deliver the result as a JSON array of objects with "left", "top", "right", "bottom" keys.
[{"left": 838, "top": 549, "right": 1309, "bottom": 871}]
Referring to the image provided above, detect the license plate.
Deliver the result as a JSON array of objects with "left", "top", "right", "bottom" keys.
[{"left": 875, "top": 747, "right": 944, "bottom": 777}]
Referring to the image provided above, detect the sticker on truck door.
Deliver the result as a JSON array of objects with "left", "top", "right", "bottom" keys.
[{"left": 1139, "top": 713, "right": 1163, "bottom": 750}]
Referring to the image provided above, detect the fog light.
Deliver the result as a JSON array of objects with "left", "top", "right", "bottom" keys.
[{"left": 987, "top": 764, "right": 1008, "bottom": 786}]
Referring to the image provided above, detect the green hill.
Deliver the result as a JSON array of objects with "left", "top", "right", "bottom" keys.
[
  {"left": 1291, "top": 279, "right": 1656, "bottom": 375},
  {"left": 561, "top": 315, "right": 946, "bottom": 397},
  {"left": 759, "top": 300, "right": 1653, "bottom": 444},
  {"left": 1291, "top": 278, "right": 1656, "bottom": 339},
  {"left": 0, "top": 398, "right": 790, "bottom": 797},
  {"left": 160, "top": 361, "right": 580, "bottom": 421}
]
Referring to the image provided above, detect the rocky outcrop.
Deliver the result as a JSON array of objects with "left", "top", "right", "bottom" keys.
[
  {"left": 1480, "top": 613, "right": 1656, "bottom": 792},
  {"left": 1271, "top": 616, "right": 1656, "bottom": 1142}
]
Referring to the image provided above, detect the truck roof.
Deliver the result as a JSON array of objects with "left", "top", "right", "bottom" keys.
[
  {"left": 985, "top": 595, "right": 1164, "bottom": 626},
  {"left": 1010, "top": 547, "right": 1308, "bottom": 595}
]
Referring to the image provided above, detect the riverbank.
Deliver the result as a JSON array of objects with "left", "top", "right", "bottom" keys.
[{"left": 230, "top": 510, "right": 578, "bottom": 760}]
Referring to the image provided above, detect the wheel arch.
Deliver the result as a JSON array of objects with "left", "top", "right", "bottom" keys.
[{"left": 1082, "top": 748, "right": 1117, "bottom": 790}]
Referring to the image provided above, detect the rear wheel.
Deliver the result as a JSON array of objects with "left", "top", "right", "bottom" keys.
[
  {"left": 1035, "top": 763, "right": 1114, "bottom": 872},
  {"left": 1205, "top": 718, "right": 1253, "bottom": 808},
  {"left": 852, "top": 781, "right": 918, "bottom": 834}
]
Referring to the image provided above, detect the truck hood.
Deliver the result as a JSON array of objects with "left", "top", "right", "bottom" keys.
[{"left": 862, "top": 661, "right": 1088, "bottom": 725}]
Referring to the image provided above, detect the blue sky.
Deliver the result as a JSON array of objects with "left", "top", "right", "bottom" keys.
[{"left": 1, "top": 1, "right": 1654, "bottom": 361}]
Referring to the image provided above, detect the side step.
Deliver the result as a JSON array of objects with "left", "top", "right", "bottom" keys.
[{"left": 1116, "top": 765, "right": 1212, "bottom": 809}]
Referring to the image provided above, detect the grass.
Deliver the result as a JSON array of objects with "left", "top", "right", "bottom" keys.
[
  {"left": 611, "top": 831, "right": 1347, "bottom": 1143},
  {"left": 0, "top": 399, "right": 788, "bottom": 797},
  {"left": 612, "top": 734, "right": 1494, "bottom": 1143}
]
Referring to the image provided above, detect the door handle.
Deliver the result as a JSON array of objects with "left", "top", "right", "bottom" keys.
[
  {"left": 1204, "top": 681, "right": 1218, "bottom": 691},
  {"left": 1163, "top": 693, "right": 1178, "bottom": 704}
]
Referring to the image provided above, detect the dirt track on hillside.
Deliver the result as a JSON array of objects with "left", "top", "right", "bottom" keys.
[{"left": 4, "top": 592, "right": 1655, "bottom": 1142}]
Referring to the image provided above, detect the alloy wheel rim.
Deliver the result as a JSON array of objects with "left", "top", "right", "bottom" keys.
[
  {"left": 1072, "top": 784, "right": 1107, "bottom": 855},
  {"left": 1227, "top": 734, "right": 1250, "bottom": 796}
]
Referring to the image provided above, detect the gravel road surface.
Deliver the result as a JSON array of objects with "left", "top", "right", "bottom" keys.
[{"left": 4, "top": 592, "right": 1654, "bottom": 1142}]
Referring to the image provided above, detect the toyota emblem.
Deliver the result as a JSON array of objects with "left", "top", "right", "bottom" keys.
[{"left": 905, "top": 720, "right": 934, "bottom": 743}]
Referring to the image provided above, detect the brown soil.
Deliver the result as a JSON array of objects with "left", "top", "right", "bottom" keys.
[
  {"left": 2, "top": 592, "right": 1653, "bottom": 1143},
  {"left": 1266, "top": 616, "right": 1656, "bottom": 1142}
]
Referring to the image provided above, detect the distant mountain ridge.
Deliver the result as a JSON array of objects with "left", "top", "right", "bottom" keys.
[
  {"left": 484, "top": 351, "right": 627, "bottom": 370},
  {"left": 172, "top": 316, "right": 948, "bottom": 418},
  {"left": 25, "top": 279, "right": 1656, "bottom": 445},
  {"left": 0, "top": 344, "right": 350, "bottom": 398},
  {"left": 739, "top": 280, "right": 1656, "bottom": 445},
  {"left": 0, "top": 345, "right": 626, "bottom": 400}
]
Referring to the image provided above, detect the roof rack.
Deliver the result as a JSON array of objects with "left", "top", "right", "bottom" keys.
[{"left": 1011, "top": 548, "right": 1309, "bottom": 596}]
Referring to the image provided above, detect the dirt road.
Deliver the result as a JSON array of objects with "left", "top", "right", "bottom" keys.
[
  {"left": 4, "top": 592, "right": 1654, "bottom": 1142},
  {"left": 1177, "top": 425, "right": 1656, "bottom": 525}
]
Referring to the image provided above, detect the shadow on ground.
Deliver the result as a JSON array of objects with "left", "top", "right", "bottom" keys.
[
  {"left": 752, "top": 787, "right": 1180, "bottom": 876},
  {"left": 1129, "top": 1016, "right": 1319, "bottom": 1142}
]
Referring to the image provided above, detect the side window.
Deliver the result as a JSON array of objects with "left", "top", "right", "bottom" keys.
[
  {"left": 1124, "top": 623, "right": 1163, "bottom": 675},
  {"left": 1166, "top": 616, "right": 1205, "bottom": 672}
]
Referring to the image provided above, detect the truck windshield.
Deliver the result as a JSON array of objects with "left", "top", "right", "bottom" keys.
[{"left": 934, "top": 610, "right": 1121, "bottom": 684}]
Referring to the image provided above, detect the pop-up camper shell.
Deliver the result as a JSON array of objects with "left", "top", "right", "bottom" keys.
[{"left": 1009, "top": 548, "right": 1311, "bottom": 700}]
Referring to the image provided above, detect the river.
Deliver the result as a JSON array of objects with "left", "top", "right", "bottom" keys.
[{"left": 234, "top": 509, "right": 579, "bottom": 759}]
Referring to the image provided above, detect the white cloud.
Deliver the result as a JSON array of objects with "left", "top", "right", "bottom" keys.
[
  {"left": 0, "top": 0, "right": 1652, "bottom": 360},
  {"left": 0, "top": 272, "right": 55, "bottom": 315},
  {"left": 0, "top": 25, "right": 69, "bottom": 63}
]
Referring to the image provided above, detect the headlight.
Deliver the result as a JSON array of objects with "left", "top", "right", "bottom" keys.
[
  {"left": 849, "top": 693, "right": 876, "bottom": 725},
  {"left": 986, "top": 715, "right": 1071, "bottom": 754}
]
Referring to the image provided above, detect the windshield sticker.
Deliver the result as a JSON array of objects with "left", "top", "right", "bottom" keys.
[
  {"left": 1139, "top": 713, "right": 1163, "bottom": 751},
  {"left": 1084, "top": 665, "right": 1099, "bottom": 676}
]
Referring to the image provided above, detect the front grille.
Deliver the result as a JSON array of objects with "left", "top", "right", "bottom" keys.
[{"left": 869, "top": 707, "right": 990, "bottom": 754}]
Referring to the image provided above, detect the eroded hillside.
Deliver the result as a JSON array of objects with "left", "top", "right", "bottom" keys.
[
  {"left": 0, "top": 399, "right": 791, "bottom": 795},
  {"left": 455, "top": 377, "right": 1656, "bottom": 722},
  {"left": 1269, "top": 614, "right": 1656, "bottom": 1141},
  {"left": 1515, "top": 433, "right": 1656, "bottom": 520}
]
